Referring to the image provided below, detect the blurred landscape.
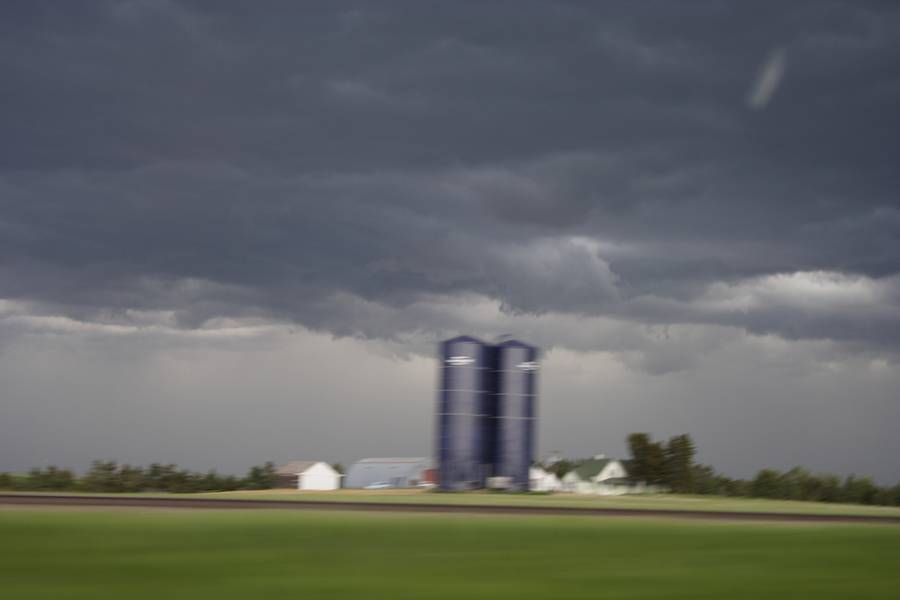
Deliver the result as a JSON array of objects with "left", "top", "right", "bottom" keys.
[{"left": 2, "top": 1, "right": 899, "bottom": 597}]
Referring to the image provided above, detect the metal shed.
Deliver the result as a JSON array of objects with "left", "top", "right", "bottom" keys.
[{"left": 344, "top": 457, "right": 435, "bottom": 489}]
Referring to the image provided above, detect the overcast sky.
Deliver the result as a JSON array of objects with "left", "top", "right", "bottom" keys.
[{"left": 2, "top": 1, "right": 899, "bottom": 482}]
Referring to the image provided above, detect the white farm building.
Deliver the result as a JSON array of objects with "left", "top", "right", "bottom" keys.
[
  {"left": 274, "top": 461, "right": 342, "bottom": 491},
  {"left": 561, "top": 457, "right": 633, "bottom": 495},
  {"left": 529, "top": 467, "right": 562, "bottom": 492}
]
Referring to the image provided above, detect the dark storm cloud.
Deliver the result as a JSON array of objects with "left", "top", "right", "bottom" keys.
[
  {"left": 1, "top": 0, "right": 900, "bottom": 354},
  {"left": 4, "top": 1, "right": 900, "bottom": 484}
]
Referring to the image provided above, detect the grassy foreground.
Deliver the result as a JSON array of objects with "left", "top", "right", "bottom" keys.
[{"left": 2, "top": 508, "right": 899, "bottom": 599}]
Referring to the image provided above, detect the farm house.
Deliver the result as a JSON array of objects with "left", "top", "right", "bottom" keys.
[
  {"left": 273, "top": 461, "right": 342, "bottom": 490},
  {"left": 529, "top": 467, "right": 562, "bottom": 492},
  {"left": 561, "top": 457, "right": 633, "bottom": 495}
]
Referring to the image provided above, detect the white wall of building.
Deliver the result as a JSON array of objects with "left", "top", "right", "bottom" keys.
[
  {"left": 561, "top": 460, "right": 645, "bottom": 495},
  {"left": 297, "top": 462, "right": 341, "bottom": 490},
  {"left": 596, "top": 461, "right": 627, "bottom": 481},
  {"left": 529, "top": 467, "right": 562, "bottom": 492}
]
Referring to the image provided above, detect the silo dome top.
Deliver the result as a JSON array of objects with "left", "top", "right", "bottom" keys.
[{"left": 442, "top": 335, "right": 485, "bottom": 345}]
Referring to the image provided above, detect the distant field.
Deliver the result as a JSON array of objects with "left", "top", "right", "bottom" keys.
[
  {"left": 2, "top": 508, "right": 898, "bottom": 599},
  {"left": 192, "top": 489, "right": 900, "bottom": 517},
  {"left": 5, "top": 488, "right": 900, "bottom": 517}
]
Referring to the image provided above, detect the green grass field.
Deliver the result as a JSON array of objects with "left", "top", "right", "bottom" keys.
[
  {"left": 7, "top": 488, "right": 900, "bottom": 517},
  {"left": 2, "top": 508, "right": 898, "bottom": 599}
]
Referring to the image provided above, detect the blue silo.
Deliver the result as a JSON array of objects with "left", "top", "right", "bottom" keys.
[
  {"left": 491, "top": 340, "right": 539, "bottom": 491},
  {"left": 437, "top": 336, "right": 492, "bottom": 490}
]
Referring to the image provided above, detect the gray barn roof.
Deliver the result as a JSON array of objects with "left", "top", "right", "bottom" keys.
[
  {"left": 274, "top": 461, "right": 321, "bottom": 476},
  {"left": 572, "top": 458, "right": 629, "bottom": 481}
]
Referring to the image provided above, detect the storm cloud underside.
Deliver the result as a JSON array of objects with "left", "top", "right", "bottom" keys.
[{"left": 1, "top": 1, "right": 899, "bottom": 481}]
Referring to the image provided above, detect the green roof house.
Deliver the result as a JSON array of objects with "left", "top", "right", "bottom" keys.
[{"left": 561, "top": 455, "right": 632, "bottom": 495}]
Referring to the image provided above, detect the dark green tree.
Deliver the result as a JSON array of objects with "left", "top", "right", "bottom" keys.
[
  {"left": 242, "top": 462, "right": 277, "bottom": 490},
  {"left": 750, "top": 469, "right": 782, "bottom": 498},
  {"left": 840, "top": 475, "right": 879, "bottom": 505},
  {"left": 24, "top": 466, "right": 75, "bottom": 491},
  {"left": 890, "top": 484, "right": 900, "bottom": 507},
  {"left": 626, "top": 433, "right": 652, "bottom": 482},
  {"left": 815, "top": 474, "right": 842, "bottom": 503},
  {"left": 690, "top": 464, "right": 728, "bottom": 495},
  {"left": 627, "top": 433, "right": 667, "bottom": 485},
  {"left": 81, "top": 461, "right": 123, "bottom": 492},
  {"left": 117, "top": 465, "right": 146, "bottom": 493},
  {"left": 664, "top": 434, "right": 696, "bottom": 492}
]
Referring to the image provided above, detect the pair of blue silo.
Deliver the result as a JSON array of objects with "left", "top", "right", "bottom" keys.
[{"left": 437, "top": 336, "right": 539, "bottom": 491}]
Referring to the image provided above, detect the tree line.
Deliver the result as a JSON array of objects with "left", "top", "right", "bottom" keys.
[
  {"left": 545, "top": 433, "right": 900, "bottom": 507},
  {"left": 0, "top": 461, "right": 279, "bottom": 493},
  {"left": 627, "top": 432, "right": 900, "bottom": 506}
]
